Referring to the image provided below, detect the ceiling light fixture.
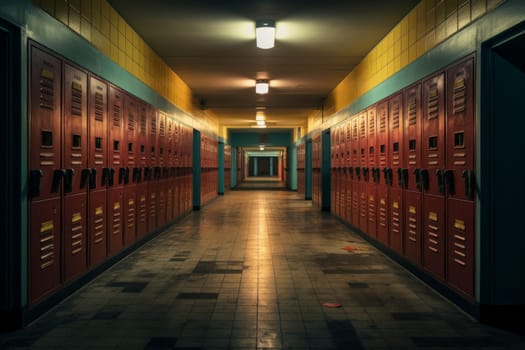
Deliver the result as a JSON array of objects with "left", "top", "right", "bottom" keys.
[
  {"left": 255, "top": 20, "right": 275, "bottom": 49},
  {"left": 256, "top": 111, "right": 266, "bottom": 121},
  {"left": 256, "top": 120, "right": 266, "bottom": 126},
  {"left": 255, "top": 79, "right": 269, "bottom": 94},
  {"left": 259, "top": 145, "right": 265, "bottom": 151}
]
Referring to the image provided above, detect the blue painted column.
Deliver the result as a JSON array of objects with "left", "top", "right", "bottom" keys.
[
  {"left": 192, "top": 129, "right": 201, "bottom": 210},
  {"left": 305, "top": 140, "right": 312, "bottom": 200},
  {"left": 231, "top": 147, "right": 237, "bottom": 187},
  {"left": 254, "top": 156, "right": 258, "bottom": 176},
  {"left": 289, "top": 144, "right": 297, "bottom": 190},
  {"left": 269, "top": 157, "right": 274, "bottom": 176}
]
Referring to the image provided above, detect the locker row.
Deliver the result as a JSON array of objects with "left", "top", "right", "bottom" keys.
[
  {"left": 300, "top": 55, "right": 476, "bottom": 299},
  {"left": 28, "top": 42, "right": 202, "bottom": 305},
  {"left": 200, "top": 134, "right": 219, "bottom": 206}
]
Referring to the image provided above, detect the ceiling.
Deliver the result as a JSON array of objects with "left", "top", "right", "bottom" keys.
[{"left": 108, "top": 0, "right": 419, "bottom": 133}]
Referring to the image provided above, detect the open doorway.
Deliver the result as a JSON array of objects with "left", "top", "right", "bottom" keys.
[{"left": 481, "top": 23, "right": 525, "bottom": 329}]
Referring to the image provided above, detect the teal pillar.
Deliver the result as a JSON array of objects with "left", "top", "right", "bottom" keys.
[
  {"left": 289, "top": 145, "right": 297, "bottom": 190},
  {"left": 218, "top": 141, "right": 224, "bottom": 195},
  {"left": 192, "top": 129, "right": 201, "bottom": 210},
  {"left": 254, "top": 156, "right": 258, "bottom": 176},
  {"left": 269, "top": 157, "right": 274, "bottom": 176}
]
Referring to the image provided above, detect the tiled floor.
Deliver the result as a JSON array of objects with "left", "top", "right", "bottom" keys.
[{"left": 2, "top": 190, "right": 525, "bottom": 349}]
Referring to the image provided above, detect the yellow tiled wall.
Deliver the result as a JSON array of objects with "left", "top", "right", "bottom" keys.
[
  {"left": 35, "top": 0, "right": 219, "bottom": 133},
  {"left": 311, "top": 0, "right": 505, "bottom": 130}
]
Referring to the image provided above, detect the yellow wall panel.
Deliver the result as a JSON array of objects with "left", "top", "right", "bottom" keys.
[{"left": 458, "top": 3, "right": 471, "bottom": 28}]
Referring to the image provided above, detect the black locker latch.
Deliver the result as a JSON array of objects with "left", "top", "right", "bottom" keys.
[
  {"left": 81, "top": 168, "right": 91, "bottom": 189},
  {"left": 444, "top": 169, "right": 455, "bottom": 195},
  {"left": 462, "top": 170, "right": 474, "bottom": 199},
  {"left": 436, "top": 169, "right": 445, "bottom": 195},
  {"left": 64, "top": 169, "right": 74, "bottom": 193},
  {"left": 52, "top": 169, "right": 66, "bottom": 193},
  {"left": 29, "top": 170, "right": 44, "bottom": 198},
  {"left": 108, "top": 168, "right": 115, "bottom": 187},
  {"left": 420, "top": 169, "right": 429, "bottom": 191}
]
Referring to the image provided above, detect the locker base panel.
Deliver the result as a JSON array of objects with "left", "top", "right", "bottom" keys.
[
  {"left": 20, "top": 213, "right": 191, "bottom": 328},
  {"left": 333, "top": 215, "right": 480, "bottom": 319}
]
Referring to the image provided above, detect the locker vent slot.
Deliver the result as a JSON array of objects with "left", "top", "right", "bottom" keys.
[
  {"left": 379, "top": 108, "right": 387, "bottom": 132},
  {"left": 112, "top": 205, "right": 121, "bottom": 236},
  {"left": 95, "top": 137, "right": 102, "bottom": 150},
  {"left": 368, "top": 112, "right": 375, "bottom": 136},
  {"left": 139, "top": 195, "right": 147, "bottom": 224},
  {"left": 359, "top": 117, "right": 366, "bottom": 138},
  {"left": 140, "top": 111, "right": 147, "bottom": 135},
  {"left": 353, "top": 121, "right": 358, "bottom": 140},
  {"left": 453, "top": 73, "right": 466, "bottom": 114},
  {"left": 150, "top": 115, "right": 157, "bottom": 136},
  {"left": 72, "top": 134, "right": 81, "bottom": 149},
  {"left": 427, "top": 84, "right": 439, "bottom": 119},
  {"left": 380, "top": 144, "right": 385, "bottom": 154},
  {"left": 409, "top": 139, "right": 416, "bottom": 151},
  {"left": 127, "top": 109, "right": 135, "bottom": 132},
  {"left": 113, "top": 140, "right": 120, "bottom": 151},
  {"left": 71, "top": 81, "right": 83, "bottom": 117},
  {"left": 113, "top": 97, "right": 121, "bottom": 126},
  {"left": 127, "top": 199, "right": 136, "bottom": 229},
  {"left": 159, "top": 117, "right": 166, "bottom": 137},
  {"left": 93, "top": 207, "right": 104, "bottom": 244},
  {"left": 369, "top": 146, "right": 374, "bottom": 156},
  {"left": 427, "top": 211, "right": 439, "bottom": 254},
  {"left": 39, "top": 220, "right": 56, "bottom": 269},
  {"left": 391, "top": 100, "right": 400, "bottom": 128},
  {"left": 454, "top": 132, "right": 464, "bottom": 147},
  {"left": 452, "top": 219, "right": 467, "bottom": 266},
  {"left": 39, "top": 69, "right": 55, "bottom": 110},
  {"left": 408, "top": 95, "right": 417, "bottom": 125},
  {"left": 393, "top": 142, "right": 399, "bottom": 152},
  {"left": 71, "top": 212, "right": 83, "bottom": 255},
  {"left": 94, "top": 92, "right": 104, "bottom": 121}
]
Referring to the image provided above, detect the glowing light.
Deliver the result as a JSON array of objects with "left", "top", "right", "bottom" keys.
[
  {"left": 255, "top": 80, "right": 269, "bottom": 94},
  {"left": 256, "top": 20, "right": 275, "bottom": 49}
]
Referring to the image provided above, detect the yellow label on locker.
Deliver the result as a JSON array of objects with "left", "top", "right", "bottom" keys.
[
  {"left": 380, "top": 199, "right": 385, "bottom": 205},
  {"left": 114, "top": 202, "right": 120, "bottom": 210},
  {"left": 95, "top": 207, "right": 103, "bottom": 216},
  {"left": 409, "top": 206, "right": 416, "bottom": 214},
  {"left": 140, "top": 195, "right": 146, "bottom": 201},
  {"left": 72, "top": 81, "right": 82, "bottom": 91},
  {"left": 454, "top": 219, "right": 466, "bottom": 231},
  {"left": 369, "top": 195, "right": 374, "bottom": 201},
  {"left": 41, "top": 68, "right": 54, "bottom": 80},
  {"left": 71, "top": 212, "right": 82, "bottom": 223},
  {"left": 129, "top": 199, "right": 135, "bottom": 205},
  {"left": 393, "top": 201, "right": 399, "bottom": 209},
  {"left": 40, "top": 220, "right": 54, "bottom": 233},
  {"left": 428, "top": 212, "right": 438, "bottom": 222}
]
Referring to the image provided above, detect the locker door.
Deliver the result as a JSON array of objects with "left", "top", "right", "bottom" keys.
[
  {"left": 367, "top": 106, "right": 378, "bottom": 238},
  {"left": 388, "top": 93, "right": 404, "bottom": 254},
  {"left": 351, "top": 117, "right": 359, "bottom": 226},
  {"left": 108, "top": 86, "right": 125, "bottom": 253},
  {"left": 446, "top": 56, "right": 476, "bottom": 297},
  {"left": 88, "top": 76, "right": 108, "bottom": 267},
  {"left": 334, "top": 127, "right": 340, "bottom": 216},
  {"left": 358, "top": 112, "right": 368, "bottom": 232},
  {"left": 29, "top": 45, "right": 61, "bottom": 202},
  {"left": 422, "top": 72, "right": 446, "bottom": 278},
  {"left": 63, "top": 63, "right": 88, "bottom": 196},
  {"left": 403, "top": 83, "right": 423, "bottom": 264},
  {"left": 345, "top": 120, "right": 352, "bottom": 223},
  {"left": 123, "top": 189, "right": 137, "bottom": 245},
  {"left": 29, "top": 45, "right": 62, "bottom": 304},
  {"left": 376, "top": 101, "right": 389, "bottom": 245},
  {"left": 63, "top": 64, "right": 89, "bottom": 282},
  {"left": 137, "top": 184, "right": 148, "bottom": 237},
  {"left": 29, "top": 199, "right": 61, "bottom": 304},
  {"left": 125, "top": 94, "right": 138, "bottom": 182}
]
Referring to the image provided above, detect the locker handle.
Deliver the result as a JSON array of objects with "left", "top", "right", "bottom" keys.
[
  {"left": 154, "top": 166, "right": 161, "bottom": 180},
  {"left": 83, "top": 168, "right": 94, "bottom": 189},
  {"left": 52, "top": 169, "right": 66, "bottom": 193},
  {"left": 420, "top": 169, "right": 429, "bottom": 191},
  {"left": 64, "top": 169, "right": 74, "bottom": 193},
  {"left": 29, "top": 170, "right": 44, "bottom": 198},
  {"left": 444, "top": 169, "right": 455, "bottom": 195},
  {"left": 436, "top": 169, "right": 445, "bottom": 195},
  {"left": 462, "top": 170, "right": 474, "bottom": 199},
  {"left": 382, "top": 167, "right": 389, "bottom": 185},
  {"left": 133, "top": 167, "right": 141, "bottom": 183},
  {"left": 374, "top": 168, "right": 381, "bottom": 183},
  {"left": 118, "top": 167, "right": 126, "bottom": 185},
  {"left": 414, "top": 168, "right": 422, "bottom": 191},
  {"left": 108, "top": 168, "right": 115, "bottom": 187},
  {"left": 163, "top": 167, "right": 169, "bottom": 179},
  {"left": 101, "top": 168, "right": 109, "bottom": 187},
  {"left": 402, "top": 168, "right": 408, "bottom": 188},
  {"left": 355, "top": 167, "right": 361, "bottom": 181},
  {"left": 349, "top": 167, "right": 354, "bottom": 179},
  {"left": 362, "top": 167, "right": 369, "bottom": 182}
]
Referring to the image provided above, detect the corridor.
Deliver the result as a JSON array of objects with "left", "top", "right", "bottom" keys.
[{"left": 1, "top": 191, "right": 524, "bottom": 349}]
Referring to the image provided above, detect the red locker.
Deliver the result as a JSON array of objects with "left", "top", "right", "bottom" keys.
[
  {"left": 63, "top": 63, "right": 88, "bottom": 196},
  {"left": 29, "top": 199, "right": 61, "bottom": 304},
  {"left": 123, "top": 94, "right": 138, "bottom": 244},
  {"left": 422, "top": 72, "right": 446, "bottom": 278},
  {"left": 350, "top": 116, "right": 360, "bottom": 226},
  {"left": 345, "top": 120, "right": 352, "bottom": 223},
  {"left": 403, "top": 83, "right": 422, "bottom": 264},
  {"left": 107, "top": 188, "right": 124, "bottom": 255},
  {"left": 62, "top": 63, "right": 89, "bottom": 281},
  {"left": 358, "top": 112, "right": 368, "bottom": 232},
  {"left": 334, "top": 126, "right": 340, "bottom": 216},
  {"left": 29, "top": 45, "right": 62, "bottom": 201},
  {"left": 367, "top": 106, "right": 378, "bottom": 238},
  {"left": 88, "top": 76, "right": 109, "bottom": 267},
  {"left": 330, "top": 129, "right": 335, "bottom": 212},
  {"left": 388, "top": 93, "right": 404, "bottom": 254},
  {"left": 108, "top": 86, "right": 125, "bottom": 254},
  {"left": 445, "top": 56, "right": 476, "bottom": 297},
  {"left": 340, "top": 124, "right": 346, "bottom": 219},
  {"left": 376, "top": 101, "right": 389, "bottom": 245},
  {"left": 29, "top": 45, "right": 62, "bottom": 304}
]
